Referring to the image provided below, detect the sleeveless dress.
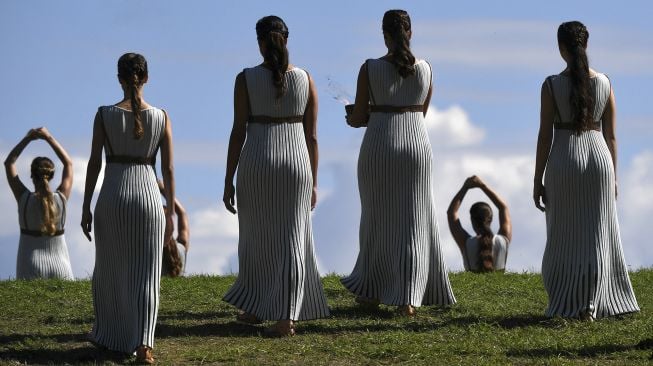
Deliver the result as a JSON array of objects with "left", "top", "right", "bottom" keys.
[
  {"left": 90, "top": 105, "right": 166, "bottom": 353},
  {"left": 341, "top": 59, "right": 456, "bottom": 307},
  {"left": 542, "top": 73, "right": 639, "bottom": 318},
  {"left": 16, "top": 191, "right": 74, "bottom": 280},
  {"left": 222, "top": 66, "right": 330, "bottom": 321},
  {"left": 462, "top": 235, "right": 509, "bottom": 272}
]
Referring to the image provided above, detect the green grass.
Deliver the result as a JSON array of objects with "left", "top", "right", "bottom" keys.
[{"left": 1, "top": 271, "right": 651, "bottom": 365}]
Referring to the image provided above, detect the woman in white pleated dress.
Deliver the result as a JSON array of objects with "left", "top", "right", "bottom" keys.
[
  {"left": 81, "top": 53, "right": 175, "bottom": 363},
  {"left": 447, "top": 175, "right": 512, "bottom": 272},
  {"left": 533, "top": 21, "right": 639, "bottom": 320},
  {"left": 342, "top": 9, "right": 456, "bottom": 316},
  {"left": 4, "top": 127, "right": 74, "bottom": 280},
  {"left": 222, "top": 15, "right": 329, "bottom": 336}
]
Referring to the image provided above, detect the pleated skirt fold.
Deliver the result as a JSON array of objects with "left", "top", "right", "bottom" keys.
[
  {"left": 223, "top": 123, "right": 330, "bottom": 321},
  {"left": 16, "top": 235, "right": 74, "bottom": 280},
  {"left": 542, "top": 130, "right": 639, "bottom": 318},
  {"left": 342, "top": 112, "right": 456, "bottom": 307},
  {"left": 91, "top": 164, "right": 164, "bottom": 354}
]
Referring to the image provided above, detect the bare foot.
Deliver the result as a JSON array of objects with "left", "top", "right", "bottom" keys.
[
  {"left": 397, "top": 305, "right": 416, "bottom": 317},
  {"left": 264, "top": 320, "right": 295, "bottom": 337},
  {"left": 135, "top": 345, "right": 154, "bottom": 364}
]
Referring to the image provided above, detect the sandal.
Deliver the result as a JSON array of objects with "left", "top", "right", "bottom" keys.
[
  {"left": 397, "top": 305, "right": 416, "bottom": 317},
  {"left": 136, "top": 345, "right": 154, "bottom": 365},
  {"left": 263, "top": 320, "right": 295, "bottom": 338},
  {"left": 236, "top": 311, "right": 262, "bottom": 325}
]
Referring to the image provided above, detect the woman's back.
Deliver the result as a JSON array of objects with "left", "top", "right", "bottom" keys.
[
  {"left": 367, "top": 59, "right": 431, "bottom": 106},
  {"left": 245, "top": 66, "right": 309, "bottom": 117},
  {"left": 19, "top": 191, "right": 66, "bottom": 232},
  {"left": 100, "top": 106, "right": 166, "bottom": 158},
  {"left": 463, "top": 235, "right": 509, "bottom": 272},
  {"left": 549, "top": 73, "right": 611, "bottom": 126}
]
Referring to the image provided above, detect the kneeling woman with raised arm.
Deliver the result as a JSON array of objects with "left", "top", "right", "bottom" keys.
[
  {"left": 447, "top": 176, "right": 512, "bottom": 272},
  {"left": 4, "top": 127, "right": 74, "bottom": 280}
]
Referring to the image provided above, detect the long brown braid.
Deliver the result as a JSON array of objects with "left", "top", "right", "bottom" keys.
[
  {"left": 557, "top": 21, "right": 594, "bottom": 133},
  {"left": 382, "top": 10, "right": 416, "bottom": 78},
  {"left": 470, "top": 202, "right": 494, "bottom": 272},
  {"left": 117, "top": 53, "right": 148, "bottom": 139},
  {"left": 31, "top": 157, "right": 57, "bottom": 235},
  {"left": 256, "top": 16, "right": 290, "bottom": 98}
]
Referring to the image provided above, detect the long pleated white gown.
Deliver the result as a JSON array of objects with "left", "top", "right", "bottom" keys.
[
  {"left": 542, "top": 73, "right": 639, "bottom": 318},
  {"left": 90, "top": 105, "right": 166, "bottom": 353},
  {"left": 222, "top": 66, "right": 330, "bottom": 321},
  {"left": 16, "top": 191, "right": 74, "bottom": 280},
  {"left": 341, "top": 59, "right": 456, "bottom": 307}
]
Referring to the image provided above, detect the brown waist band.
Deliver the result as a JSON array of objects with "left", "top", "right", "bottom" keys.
[
  {"left": 554, "top": 122, "right": 601, "bottom": 132},
  {"left": 370, "top": 105, "right": 424, "bottom": 113},
  {"left": 21, "top": 228, "right": 65, "bottom": 237},
  {"left": 106, "top": 155, "right": 155, "bottom": 165},
  {"left": 249, "top": 115, "right": 304, "bottom": 124}
]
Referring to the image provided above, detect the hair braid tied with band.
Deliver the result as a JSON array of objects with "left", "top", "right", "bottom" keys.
[
  {"left": 382, "top": 10, "right": 416, "bottom": 78},
  {"left": 256, "top": 16, "right": 290, "bottom": 98},
  {"left": 118, "top": 53, "right": 149, "bottom": 139}
]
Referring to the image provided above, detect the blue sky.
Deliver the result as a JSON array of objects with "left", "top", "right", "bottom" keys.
[{"left": 1, "top": 0, "right": 651, "bottom": 279}]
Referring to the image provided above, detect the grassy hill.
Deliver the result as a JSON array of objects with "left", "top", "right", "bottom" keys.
[{"left": 1, "top": 271, "right": 651, "bottom": 365}]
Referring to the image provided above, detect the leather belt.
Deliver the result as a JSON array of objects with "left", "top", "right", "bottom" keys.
[
  {"left": 554, "top": 122, "right": 601, "bottom": 132},
  {"left": 21, "top": 228, "right": 65, "bottom": 237},
  {"left": 370, "top": 105, "right": 424, "bottom": 113},
  {"left": 106, "top": 155, "right": 155, "bottom": 165},
  {"left": 249, "top": 115, "right": 304, "bottom": 124}
]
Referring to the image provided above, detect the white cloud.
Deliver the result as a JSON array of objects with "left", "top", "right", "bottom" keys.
[
  {"left": 185, "top": 206, "right": 239, "bottom": 274},
  {"left": 424, "top": 105, "right": 485, "bottom": 146},
  {"left": 619, "top": 150, "right": 653, "bottom": 269}
]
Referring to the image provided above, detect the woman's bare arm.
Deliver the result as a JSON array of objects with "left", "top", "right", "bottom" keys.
[
  {"left": 160, "top": 111, "right": 176, "bottom": 245},
  {"left": 533, "top": 81, "right": 554, "bottom": 211},
  {"left": 347, "top": 63, "right": 370, "bottom": 128},
  {"left": 81, "top": 111, "right": 105, "bottom": 241},
  {"left": 33, "top": 128, "right": 73, "bottom": 199},
  {"left": 4, "top": 131, "right": 35, "bottom": 201},
  {"left": 223, "top": 72, "right": 249, "bottom": 214},
  {"left": 447, "top": 181, "right": 472, "bottom": 253},
  {"left": 303, "top": 73, "right": 319, "bottom": 209},
  {"left": 475, "top": 178, "right": 512, "bottom": 242}
]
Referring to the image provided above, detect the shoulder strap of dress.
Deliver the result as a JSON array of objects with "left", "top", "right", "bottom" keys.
[
  {"left": 365, "top": 59, "right": 376, "bottom": 105},
  {"left": 600, "top": 74, "right": 612, "bottom": 118},
  {"left": 302, "top": 68, "right": 311, "bottom": 112},
  {"left": 462, "top": 238, "right": 473, "bottom": 271},
  {"left": 21, "top": 192, "right": 31, "bottom": 230},
  {"left": 546, "top": 76, "right": 563, "bottom": 123},
  {"left": 57, "top": 191, "right": 66, "bottom": 228},
  {"left": 98, "top": 106, "right": 114, "bottom": 155},
  {"left": 425, "top": 60, "right": 433, "bottom": 104},
  {"left": 242, "top": 68, "right": 252, "bottom": 117},
  {"left": 159, "top": 109, "right": 168, "bottom": 149}
]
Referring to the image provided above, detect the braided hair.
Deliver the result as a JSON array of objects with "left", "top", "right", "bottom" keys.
[
  {"left": 256, "top": 16, "right": 290, "bottom": 98},
  {"left": 470, "top": 202, "right": 494, "bottom": 272},
  {"left": 31, "top": 157, "right": 57, "bottom": 235},
  {"left": 382, "top": 10, "right": 416, "bottom": 78},
  {"left": 557, "top": 21, "right": 594, "bottom": 133},
  {"left": 162, "top": 237, "right": 184, "bottom": 277},
  {"left": 117, "top": 53, "right": 148, "bottom": 139}
]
